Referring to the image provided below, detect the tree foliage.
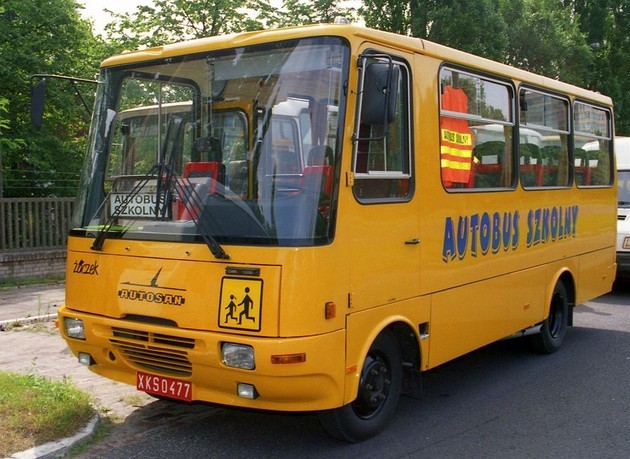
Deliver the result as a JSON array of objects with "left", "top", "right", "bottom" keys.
[
  {"left": 571, "top": 0, "right": 630, "bottom": 135},
  {"left": 270, "top": 0, "right": 357, "bottom": 27},
  {"left": 3, "top": 0, "right": 630, "bottom": 200},
  {"left": 498, "top": 0, "right": 592, "bottom": 85},
  {"left": 105, "top": 0, "right": 276, "bottom": 48},
  {"left": 105, "top": 0, "right": 358, "bottom": 49},
  {"left": 361, "top": 0, "right": 629, "bottom": 134},
  {"left": 0, "top": 0, "right": 106, "bottom": 197}
]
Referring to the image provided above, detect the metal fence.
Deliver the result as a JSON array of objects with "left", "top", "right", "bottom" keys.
[{"left": 0, "top": 198, "right": 75, "bottom": 251}]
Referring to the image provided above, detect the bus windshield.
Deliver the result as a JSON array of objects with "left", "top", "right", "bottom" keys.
[{"left": 74, "top": 37, "right": 348, "bottom": 251}]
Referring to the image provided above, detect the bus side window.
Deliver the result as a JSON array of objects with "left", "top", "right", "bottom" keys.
[
  {"left": 353, "top": 56, "right": 412, "bottom": 201},
  {"left": 574, "top": 102, "right": 613, "bottom": 187},
  {"left": 439, "top": 68, "right": 515, "bottom": 190},
  {"left": 518, "top": 88, "right": 570, "bottom": 189}
]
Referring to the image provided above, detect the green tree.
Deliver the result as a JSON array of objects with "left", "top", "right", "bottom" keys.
[
  {"left": 499, "top": 0, "right": 592, "bottom": 85},
  {"left": 360, "top": 0, "right": 410, "bottom": 34},
  {"left": 0, "top": 0, "right": 105, "bottom": 197},
  {"left": 0, "top": 97, "right": 25, "bottom": 198},
  {"left": 361, "top": 1, "right": 597, "bottom": 88},
  {"left": 362, "top": 0, "right": 597, "bottom": 71},
  {"left": 104, "top": 0, "right": 276, "bottom": 49},
  {"left": 570, "top": 0, "right": 630, "bottom": 135},
  {"left": 270, "top": 0, "right": 357, "bottom": 27},
  {"left": 362, "top": 0, "right": 508, "bottom": 59}
]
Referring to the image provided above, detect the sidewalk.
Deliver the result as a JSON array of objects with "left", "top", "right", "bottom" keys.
[{"left": 0, "top": 283, "right": 65, "bottom": 326}]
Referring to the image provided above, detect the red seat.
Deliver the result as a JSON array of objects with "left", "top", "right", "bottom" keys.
[
  {"left": 183, "top": 161, "right": 223, "bottom": 193},
  {"left": 302, "top": 165, "right": 333, "bottom": 194},
  {"left": 178, "top": 161, "right": 223, "bottom": 220}
]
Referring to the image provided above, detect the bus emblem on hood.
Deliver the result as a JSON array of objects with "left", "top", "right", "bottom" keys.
[{"left": 118, "top": 268, "right": 186, "bottom": 305}]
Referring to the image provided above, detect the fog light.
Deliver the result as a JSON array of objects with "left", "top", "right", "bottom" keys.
[
  {"left": 222, "top": 343, "right": 255, "bottom": 370},
  {"left": 78, "top": 352, "right": 95, "bottom": 366},
  {"left": 237, "top": 383, "right": 259, "bottom": 399},
  {"left": 65, "top": 318, "right": 85, "bottom": 340}
]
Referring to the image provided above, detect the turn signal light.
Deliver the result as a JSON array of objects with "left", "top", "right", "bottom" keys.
[{"left": 271, "top": 353, "right": 306, "bottom": 364}]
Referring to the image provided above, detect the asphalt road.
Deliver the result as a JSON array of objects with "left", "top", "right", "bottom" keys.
[{"left": 75, "top": 282, "right": 630, "bottom": 459}]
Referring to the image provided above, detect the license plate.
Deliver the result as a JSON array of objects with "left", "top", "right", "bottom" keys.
[{"left": 136, "top": 371, "right": 192, "bottom": 402}]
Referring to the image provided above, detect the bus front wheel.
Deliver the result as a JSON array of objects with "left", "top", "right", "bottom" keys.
[
  {"left": 317, "top": 330, "right": 402, "bottom": 442},
  {"left": 532, "top": 280, "right": 569, "bottom": 354}
]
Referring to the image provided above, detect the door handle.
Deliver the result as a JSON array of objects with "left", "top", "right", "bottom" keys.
[{"left": 405, "top": 238, "right": 420, "bottom": 245}]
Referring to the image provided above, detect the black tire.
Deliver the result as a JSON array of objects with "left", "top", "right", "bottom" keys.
[
  {"left": 532, "top": 280, "right": 569, "bottom": 354},
  {"left": 317, "top": 331, "right": 403, "bottom": 442}
]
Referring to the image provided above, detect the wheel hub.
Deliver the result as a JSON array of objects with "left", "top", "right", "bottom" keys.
[{"left": 354, "top": 354, "right": 391, "bottom": 418}]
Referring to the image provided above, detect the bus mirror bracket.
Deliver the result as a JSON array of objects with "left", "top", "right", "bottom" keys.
[{"left": 29, "top": 74, "right": 98, "bottom": 131}]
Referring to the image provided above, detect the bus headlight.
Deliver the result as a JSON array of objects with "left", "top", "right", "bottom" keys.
[
  {"left": 222, "top": 343, "right": 255, "bottom": 370},
  {"left": 64, "top": 317, "right": 85, "bottom": 340}
]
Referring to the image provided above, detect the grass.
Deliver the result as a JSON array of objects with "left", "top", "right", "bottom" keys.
[
  {"left": 0, "top": 274, "right": 65, "bottom": 290},
  {"left": 0, "top": 371, "right": 94, "bottom": 457}
]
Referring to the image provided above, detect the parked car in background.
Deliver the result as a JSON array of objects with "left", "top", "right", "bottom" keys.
[{"left": 615, "top": 137, "right": 630, "bottom": 280}]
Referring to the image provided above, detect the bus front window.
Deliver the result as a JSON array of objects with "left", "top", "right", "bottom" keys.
[{"left": 75, "top": 38, "right": 349, "bottom": 249}]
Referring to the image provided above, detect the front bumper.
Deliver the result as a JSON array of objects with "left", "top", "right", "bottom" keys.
[
  {"left": 616, "top": 251, "right": 630, "bottom": 278},
  {"left": 58, "top": 306, "right": 346, "bottom": 411}
]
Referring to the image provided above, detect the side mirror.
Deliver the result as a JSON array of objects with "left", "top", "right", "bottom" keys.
[
  {"left": 30, "top": 77, "right": 46, "bottom": 131},
  {"left": 28, "top": 73, "right": 98, "bottom": 130},
  {"left": 360, "top": 61, "right": 399, "bottom": 126}
]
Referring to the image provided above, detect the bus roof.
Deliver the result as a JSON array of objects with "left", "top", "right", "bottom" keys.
[{"left": 101, "top": 23, "right": 612, "bottom": 107}]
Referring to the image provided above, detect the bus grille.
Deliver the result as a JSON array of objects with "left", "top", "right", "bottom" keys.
[{"left": 110, "top": 326, "right": 195, "bottom": 376}]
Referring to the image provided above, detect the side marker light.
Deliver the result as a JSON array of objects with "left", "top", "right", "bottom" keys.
[{"left": 325, "top": 302, "right": 336, "bottom": 320}]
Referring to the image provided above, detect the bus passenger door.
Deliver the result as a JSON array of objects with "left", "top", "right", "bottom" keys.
[
  {"left": 348, "top": 52, "right": 421, "bottom": 309},
  {"left": 347, "top": 199, "right": 421, "bottom": 310}
]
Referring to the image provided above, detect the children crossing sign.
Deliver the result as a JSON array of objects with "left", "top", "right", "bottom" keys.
[{"left": 219, "top": 277, "right": 263, "bottom": 331}]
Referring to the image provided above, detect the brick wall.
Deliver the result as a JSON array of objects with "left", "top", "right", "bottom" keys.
[{"left": 0, "top": 249, "right": 66, "bottom": 282}]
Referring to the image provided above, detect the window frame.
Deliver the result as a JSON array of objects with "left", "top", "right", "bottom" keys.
[
  {"left": 573, "top": 100, "right": 614, "bottom": 188},
  {"left": 517, "top": 85, "right": 572, "bottom": 190},
  {"left": 352, "top": 50, "right": 414, "bottom": 203},
  {"left": 438, "top": 65, "right": 517, "bottom": 192}
]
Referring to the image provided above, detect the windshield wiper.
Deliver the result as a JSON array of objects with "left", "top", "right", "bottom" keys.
[
  {"left": 160, "top": 117, "right": 230, "bottom": 260},
  {"left": 91, "top": 167, "right": 230, "bottom": 259},
  {"left": 175, "top": 177, "right": 230, "bottom": 260},
  {"left": 91, "top": 116, "right": 183, "bottom": 251},
  {"left": 91, "top": 115, "right": 229, "bottom": 259},
  {"left": 90, "top": 174, "right": 153, "bottom": 251}
]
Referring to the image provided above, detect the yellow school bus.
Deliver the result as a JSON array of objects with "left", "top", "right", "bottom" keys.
[{"left": 59, "top": 23, "right": 617, "bottom": 441}]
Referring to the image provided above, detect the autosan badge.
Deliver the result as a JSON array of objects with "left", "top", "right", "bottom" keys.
[{"left": 118, "top": 268, "right": 186, "bottom": 305}]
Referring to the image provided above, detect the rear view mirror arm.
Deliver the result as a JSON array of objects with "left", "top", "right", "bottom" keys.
[{"left": 29, "top": 74, "right": 98, "bottom": 130}]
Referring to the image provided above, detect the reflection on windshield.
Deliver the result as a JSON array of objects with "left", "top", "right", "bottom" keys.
[{"left": 75, "top": 37, "right": 348, "bottom": 248}]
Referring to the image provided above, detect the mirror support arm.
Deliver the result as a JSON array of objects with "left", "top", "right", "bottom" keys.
[{"left": 29, "top": 74, "right": 98, "bottom": 130}]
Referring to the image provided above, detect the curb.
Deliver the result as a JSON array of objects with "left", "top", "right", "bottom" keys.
[
  {"left": 0, "top": 313, "right": 58, "bottom": 329},
  {"left": 9, "top": 413, "right": 100, "bottom": 459}
]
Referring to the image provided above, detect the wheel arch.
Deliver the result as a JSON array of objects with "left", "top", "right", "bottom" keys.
[
  {"left": 548, "top": 269, "right": 576, "bottom": 326},
  {"left": 387, "top": 321, "right": 423, "bottom": 398},
  {"left": 345, "top": 315, "right": 422, "bottom": 403}
]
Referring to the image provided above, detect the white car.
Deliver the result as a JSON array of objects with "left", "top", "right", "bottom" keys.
[{"left": 616, "top": 137, "right": 630, "bottom": 279}]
